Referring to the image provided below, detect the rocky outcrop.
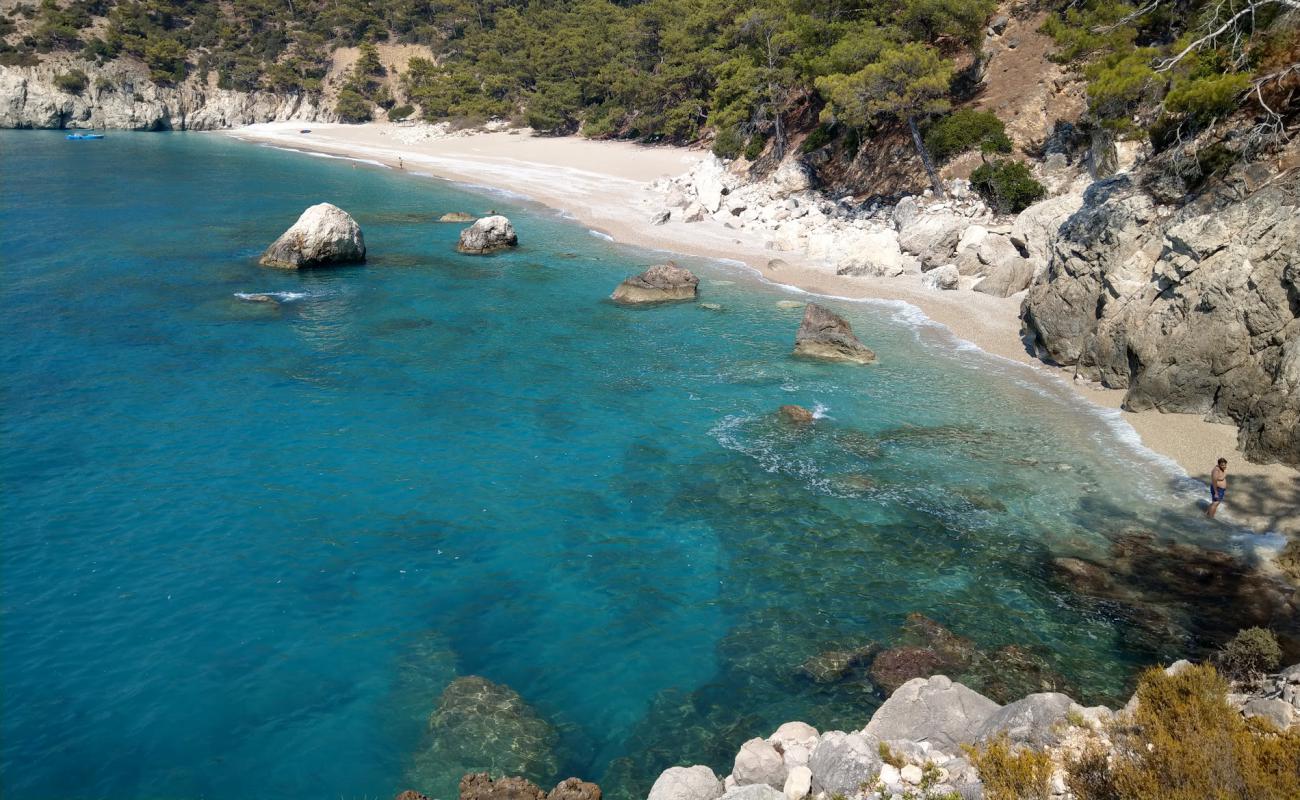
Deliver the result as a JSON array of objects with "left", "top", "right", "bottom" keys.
[
  {"left": 1022, "top": 172, "right": 1300, "bottom": 464},
  {"left": 610, "top": 263, "right": 700, "bottom": 304},
  {"left": 778, "top": 405, "right": 816, "bottom": 426},
  {"left": 0, "top": 58, "right": 333, "bottom": 130},
  {"left": 863, "top": 675, "right": 1001, "bottom": 751},
  {"left": 457, "top": 216, "right": 518, "bottom": 254},
  {"left": 259, "top": 203, "right": 365, "bottom": 268},
  {"left": 792, "top": 303, "right": 877, "bottom": 365},
  {"left": 806, "top": 731, "right": 882, "bottom": 796},
  {"left": 653, "top": 656, "right": 1299, "bottom": 800},
  {"left": 440, "top": 212, "right": 477, "bottom": 223}
]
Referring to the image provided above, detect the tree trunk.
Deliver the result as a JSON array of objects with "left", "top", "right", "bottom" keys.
[{"left": 908, "top": 115, "right": 944, "bottom": 199}]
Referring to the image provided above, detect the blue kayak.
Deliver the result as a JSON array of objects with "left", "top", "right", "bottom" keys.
[{"left": 66, "top": 133, "right": 105, "bottom": 140}]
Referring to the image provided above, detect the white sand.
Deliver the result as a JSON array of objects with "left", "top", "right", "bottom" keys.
[{"left": 224, "top": 121, "right": 1299, "bottom": 536}]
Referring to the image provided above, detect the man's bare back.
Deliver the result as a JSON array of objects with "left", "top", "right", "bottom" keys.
[{"left": 1206, "top": 458, "right": 1228, "bottom": 518}]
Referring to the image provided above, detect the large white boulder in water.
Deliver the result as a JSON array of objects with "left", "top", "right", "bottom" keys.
[
  {"left": 457, "top": 215, "right": 518, "bottom": 254},
  {"left": 793, "top": 303, "right": 877, "bottom": 365},
  {"left": 611, "top": 263, "right": 700, "bottom": 304},
  {"left": 259, "top": 202, "right": 365, "bottom": 268}
]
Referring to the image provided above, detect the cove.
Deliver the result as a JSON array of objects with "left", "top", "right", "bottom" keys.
[{"left": 0, "top": 131, "right": 1275, "bottom": 800}]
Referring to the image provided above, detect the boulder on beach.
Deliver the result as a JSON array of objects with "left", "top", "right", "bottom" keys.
[
  {"left": 921, "top": 265, "right": 959, "bottom": 290},
  {"left": 807, "top": 731, "right": 882, "bottom": 796},
  {"left": 792, "top": 303, "right": 876, "bottom": 365},
  {"left": 440, "top": 212, "right": 477, "bottom": 223},
  {"left": 611, "top": 263, "right": 700, "bottom": 304},
  {"left": 457, "top": 215, "right": 518, "bottom": 254},
  {"left": 259, "top": 202, "right": 366, "bottom": 268}
]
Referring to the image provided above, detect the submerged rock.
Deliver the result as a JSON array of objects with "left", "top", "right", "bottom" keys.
[
  {"left": 460, "top": 774, "right": 546, "bottom": 800},
  {"left": 440, "top": 212, "right": 477, "bottom": 223},
  {"left": 259, "top": 202, "right": 365, "bottom": 268},
  {"left": 792, "top": 304, "right": 877, "bottom": 365},
  {"left": 547, "top": 778, "right": 602, "bottom": 800},
  {"left": 458, "top": 215, "right": 519, "bottom": 254},
  {"left": 611, "top": 263, "right": 700, "bottom": 304},
  {"left": 798, "top": 644, "right": 879, "bottom": 683},
  {"left": 406, "top": 676, "right": 559, "bottom": 794}
]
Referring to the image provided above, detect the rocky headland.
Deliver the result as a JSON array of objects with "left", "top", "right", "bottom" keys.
[{"left": 0, "top": 57, "right": 334, "bottom": 130}]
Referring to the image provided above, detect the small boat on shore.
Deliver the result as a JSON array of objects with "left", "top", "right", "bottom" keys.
[{"left": 66, "top": 132, "right": 105, "bottom": 140}]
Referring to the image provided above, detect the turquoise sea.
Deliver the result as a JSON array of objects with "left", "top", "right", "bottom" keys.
[{"left": 0, "top": 131, "right": 1269, "bottom": 799}]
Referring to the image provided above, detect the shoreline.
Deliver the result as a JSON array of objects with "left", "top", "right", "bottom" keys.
[{"left": 221, "top": 121, "right": 1299, "bottom": 538}]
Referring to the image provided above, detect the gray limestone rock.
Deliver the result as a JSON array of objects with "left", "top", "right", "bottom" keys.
[
  {"left": 647, "top": 766, "right": 724, "bottom": 800},
  {"left": 457, "top": 215, "right": 518, "bottom": 254},
  {"left": 922, "top": 265, "right": 960, "bottom": 290},
  {"left": 807, "top": 731, "right": 882, "bottom": 796},
  {"left": 793, "top": 304, "right": 877, "bottom": 365},
  {"left": 732, "top": 737, "right": 787, "bottom": 789},
  {"left": 259, "top": 203, "right": 365, "bottom": 268},
  {"left": 977, "top": 692, "right": 1078, "bottom": 747},
  {"left": 610, "top": 263, "right": 699, "bottom": 304},
  {"left": 717, "top": 785, "right": 785, "bottom": 800},
  {"left": 0, "top": 59, "right": 334, "bottom": 130},
  {"left": 863, "top": 675, "right": 1001, "bottom": 751},
  {"left": 1021, "top": 173, "right": 1300, "bottom": 464}
]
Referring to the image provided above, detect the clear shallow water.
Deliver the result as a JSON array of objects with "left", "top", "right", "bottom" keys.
[{"left": 0, "top": 132, "right": 1258, "bottom": 799}]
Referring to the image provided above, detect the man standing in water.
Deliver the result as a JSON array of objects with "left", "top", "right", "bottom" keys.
[{"left": 1206, "top": 457, "right": 1228, "bottom": 518}]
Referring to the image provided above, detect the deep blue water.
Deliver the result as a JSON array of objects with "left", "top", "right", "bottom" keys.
[{"left": 0, "top": 131, "right": 1256, "bottom": 799}]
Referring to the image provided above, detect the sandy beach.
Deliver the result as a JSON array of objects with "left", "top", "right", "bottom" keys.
[{"left": 224, "top": 121, "right": 1299, "bottom": 538}]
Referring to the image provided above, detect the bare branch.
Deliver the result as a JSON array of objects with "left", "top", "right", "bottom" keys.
[{"left": 1156, "top": 0, "right": 1300, "bottom": 71}]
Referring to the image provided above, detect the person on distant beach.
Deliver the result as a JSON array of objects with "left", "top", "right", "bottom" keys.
[
  {"left": 1206, "top": 457, "right": 1228, "bottom": 518},
  {"left": 398, "top": 156, "right": 404, "bottom": 170}
]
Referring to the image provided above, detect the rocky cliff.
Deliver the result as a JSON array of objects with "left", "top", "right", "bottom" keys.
[
  {"left": 1022, "top": 163, "right": 1300, "bottom": 466},
  {"left": 0, "top": 57, "right": 333, "bottom": 130}
]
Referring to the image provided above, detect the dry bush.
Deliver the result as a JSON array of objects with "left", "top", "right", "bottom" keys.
[
  {"left": 1068, "top": 664, "right": 1300, "bottom": 800},
  {"left": 965, "top": 734, "right": 1053, "bottom": 800}
]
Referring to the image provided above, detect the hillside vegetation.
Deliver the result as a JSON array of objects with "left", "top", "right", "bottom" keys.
[{"left": 3, "top": 0, "right": 1296, "bottom": 184}]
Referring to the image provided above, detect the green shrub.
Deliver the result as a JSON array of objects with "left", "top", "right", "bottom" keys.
[
  {"left": 1217, "top": 627, "right": 1282, "bottom": 680},
  {"left": 53, "top": 69, "right": 87, "bottom": 94},
  {"left": 334, "top": 87, "right": 372, "bottom": 123},
  {"left": 801, "top": 124, "right": 834, "bottom": 153},
  {"left": 965, "top": 735, "right": 1053, "bottom": 800},
  {"left": 743, "top": 133, "right": 767, "bottom": 161},
  {"left": 387, "top": 104, "right": 414, "bottom": 121},
  {"left": 1164, "top": 73, "right": 1251, "bottom": 125},
  {"left": 924, "top": 110, "right": 1012, "bottom": 162},
  {"left": 1067, "top": 664, "right": 1300, "bottom": 800},
  {"left": 712, "top": 127, "right": 744, "bottom": 159},
  {"left": 970, "top": 159, "right": 1045, "bottom": 213},
  {"left": 143, "top": 36, "right": 187, "bottom": 84}
]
